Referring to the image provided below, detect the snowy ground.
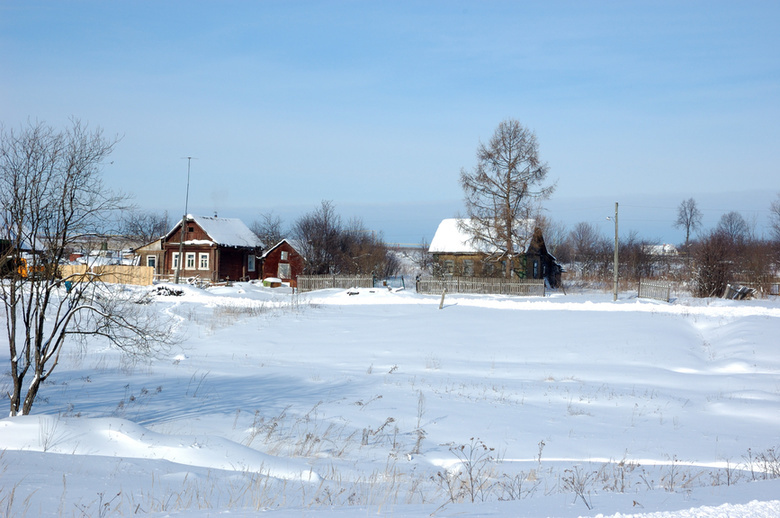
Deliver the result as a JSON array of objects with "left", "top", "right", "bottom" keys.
[{"left": 1, "top": 282, "right": 779, "bottom": 517}]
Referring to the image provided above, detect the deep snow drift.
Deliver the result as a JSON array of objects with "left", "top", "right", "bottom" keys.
[{"left": 1, "top": 283, "right": 778, "bottom": 517}]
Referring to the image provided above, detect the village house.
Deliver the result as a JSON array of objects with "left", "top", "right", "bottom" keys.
[
  {"left": 428, "top": 218, "right": 562, "bottom": 287},
  {"left": 158, "top": 215, "right": 263, "bottom": 282}
]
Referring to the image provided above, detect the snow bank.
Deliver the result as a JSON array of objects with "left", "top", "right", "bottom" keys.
[{"left": 0, "top": 416, "right": 318, "bottom": 482}]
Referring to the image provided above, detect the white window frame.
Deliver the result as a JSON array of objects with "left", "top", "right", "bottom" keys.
[
  {"left": 198, "top": 252, "right": 209, "bottom": 270},
  {"left": 146, "top": 255, "right": 156, "bottom": 268},
  {"left": 247, "top": 254, "right": 256, "bottom": 272},
  {"left": 280, "top": 250, "right": 288, "bottom": 260},
  {"left": 278, "top": 262, "right": 291, "bottom": 279},
  {"left": 185, "top": 252, "right": 196, "bottom": 269},
  {"left": 172, "top": 252, "right": 180, "bottom": 269}
]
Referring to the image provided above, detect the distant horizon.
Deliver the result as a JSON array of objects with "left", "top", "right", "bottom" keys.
[{"left": 167, "top": 187, "right": 776, "bottom": 248}]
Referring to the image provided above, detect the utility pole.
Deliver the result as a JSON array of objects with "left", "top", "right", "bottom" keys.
[
  {"left": 174, "top": 157, "right": 194, "bottom": 284},
  {"left": 613, "top": 202, "right": 619, "bottom": 301}
]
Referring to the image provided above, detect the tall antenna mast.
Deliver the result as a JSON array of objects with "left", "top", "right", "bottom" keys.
[{"left": 174, "top": 157, "right": 196, "bottom": 284}]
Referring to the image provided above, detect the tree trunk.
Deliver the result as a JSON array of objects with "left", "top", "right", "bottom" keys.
[
  {"left": 21, "top": 375, "right": 42, "bottom": 415},
  {"left": 9, "top": 375, "right": 22, "bottom": 416}
]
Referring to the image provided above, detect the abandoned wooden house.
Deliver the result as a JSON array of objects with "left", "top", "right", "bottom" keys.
[{"left": 428, "top": 218, "right": 562, "bottom": 287}]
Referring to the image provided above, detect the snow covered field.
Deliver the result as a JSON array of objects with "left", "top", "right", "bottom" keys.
[{"left": 1, "top": 283, "right": 779, "bottom": 517}]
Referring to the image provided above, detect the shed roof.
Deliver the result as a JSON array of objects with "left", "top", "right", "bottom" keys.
[{"left": 259, "top": 238, "right": 294, "bottom": 259}]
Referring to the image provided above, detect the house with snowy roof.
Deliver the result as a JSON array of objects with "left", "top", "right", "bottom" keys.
[
  {"left": 159, "top": 215, "right": 263, "bottom": 282},
  {"left": 428, "top": 218, "right": 562, "bottom": 287}
]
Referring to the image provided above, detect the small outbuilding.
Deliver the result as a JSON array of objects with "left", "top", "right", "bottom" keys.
[
  {"left": 134, "top": 238, "right": 165, "bottom": 275},
  {"left": 259, "top": 239, "right": 305, "bottom": 287}
]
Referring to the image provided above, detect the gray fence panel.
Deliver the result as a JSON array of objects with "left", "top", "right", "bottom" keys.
[
  {"left": 638, "top": 280, "right": 671, "bottom": 302},
  {"left": 297, "top": 275, "right": 374, "bottom": 293},
  {"left": 416, "top": 277, "right": 545, "bottom": 297}
]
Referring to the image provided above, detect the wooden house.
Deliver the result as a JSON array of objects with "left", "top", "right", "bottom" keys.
[
  {"left": 134, "top": 238, "right": 165, "bottom": 275},
  {"left": 259, "top": 239, "right": 305, "bottom": 287},
  {"left": 428, "top": 218, "right": 562, "bottom": 287},
  {"left": 160, "top": 215, "right": 263, "bottom": 282}
]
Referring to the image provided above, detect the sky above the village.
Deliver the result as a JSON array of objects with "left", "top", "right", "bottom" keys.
[{"left": 2, "top": 1, "right": 779, "bottom": 244}]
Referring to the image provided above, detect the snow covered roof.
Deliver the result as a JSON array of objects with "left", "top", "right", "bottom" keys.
[
  {"left": 164, "top": 215, "right": 263, "bottom": 248},
  {"left": 259, "top": 238, "right": 293, "bottom": 259},
  {"left": 1, "top": 226, "right": 38, "bottom": 252},
  {"left": 428, "top": 218, "right": 536, "bottom": 255}
]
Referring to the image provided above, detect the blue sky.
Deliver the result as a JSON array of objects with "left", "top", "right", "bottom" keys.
[{"left": 2, "top": 1, "right": 779, "bottom": 244}]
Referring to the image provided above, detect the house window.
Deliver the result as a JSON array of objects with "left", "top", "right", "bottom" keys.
[
  {"left": 247, "top": 254, "right": 256, "bottom": 272},
  {"left": 198, "top": 253, "right": 209, "bottom": 270},
  {"left": 280, "top": 251, "right": 288, "bottom": 260},
  {"left": 533, "top": 260, "right": 539, "bottom": 278},
  {"left": 172, "top": 252, "right": 180, "bottom": 269},
  {"left": 146, "top": 255, "right": 156, "bottom": 269},
  {"left": 444, "top": 260, "right": 454, "bottom": 275},
  {"left": 463, "top": 259, "right": 474, "bottom": 276},
  {"left": 186, "top": 252, "right": 196, "bottom": 269},
  {"left": 278, "top": 262, "right": 291, "bottom": 279}
]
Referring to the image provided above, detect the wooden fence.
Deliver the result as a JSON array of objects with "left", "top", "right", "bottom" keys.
[
  {"left": 416, "top": 277, "right": 545, "bottom": 296},
  {"left": 297, "top": 275, "right": 374, "bottom": 293},
  {"left": 638, "top": 280, "right": 671, "bottom": 302},
  {"left": 59, "top": 265, "right": 154, "bottom": 286}
]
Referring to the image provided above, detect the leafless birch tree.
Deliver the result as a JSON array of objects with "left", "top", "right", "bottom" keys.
[
  {"left": 1, "top": 120, "right": 175, "bottom": 416},
  {"left": 674, "top": 198, "right": 703, "bottom": 248},
  {"left": 460, "top": 119, "right": 555, "bottom": 277}
]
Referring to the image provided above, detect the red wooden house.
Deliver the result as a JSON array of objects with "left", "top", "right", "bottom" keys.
[
  {"left": 259, "top": 239, "right": 305, "bottom": 287},
  {"left": 161, "top": 215, "right": 263, "bottom": 282}
]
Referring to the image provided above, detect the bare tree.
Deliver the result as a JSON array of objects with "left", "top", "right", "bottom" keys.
[
  {"left": 412, "top": 237, "right": 435, "bottom": 274},
  {"left": 292, "top": 200, "right": 343, "bottom": 275},
  {"left": 674, "top": 198, "right": 703, "bottom": 249},
  {"left": 567, "top": 222, "right": 609, "bottom": 278},
  {"left": 620, "top": 231, "right": 658, "bottom": 282},
  {"left": 691, "top": 229, "right": 734, "bottom": 297},
  {"left": 291, "top": 201, "right": 398, "bottom": 276},
  {"left": 251, "top": 211, "right": 285, "bottom": 248},
  {"left": 769, "top": 193, "right": 780, "bottom": 242},
  {"left": 0, "top": 120, "right": 175, "bottom": 416},
  {"left": 120, "top": 209, "right": 170, "bottom": 245},
  {"left": 460, "top": 119, "right": 555, "bottom": 277},
  {"left": 343, "top": 218, "right": 400, "bottom": 277},
  {"left": 717, "top": 211, "right": 750, "bottom": 244}
]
